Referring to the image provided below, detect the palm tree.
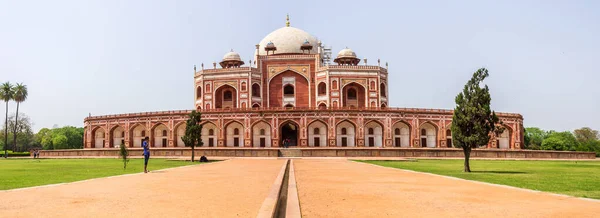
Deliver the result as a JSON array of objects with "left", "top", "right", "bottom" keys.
[
  {"left": 12, "top": 83, "right": 28, "bottom": 153},
  {"left": 0, "top": 82, "right": 15, "bottom": 158}
]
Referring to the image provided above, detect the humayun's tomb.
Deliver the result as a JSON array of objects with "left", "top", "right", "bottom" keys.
[{"left": 80, "top": 17, "right": 527, "bottom": 154}]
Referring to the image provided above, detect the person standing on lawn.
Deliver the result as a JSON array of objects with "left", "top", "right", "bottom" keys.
[{"left": 142, "top": 137, "right": 150, "bottom": 173}]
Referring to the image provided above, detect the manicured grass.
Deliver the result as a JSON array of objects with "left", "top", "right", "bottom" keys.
[
  {"left": 358, "top": 159, "right": 600, "bottom": 199},
  {"left": 0, "top": 158, "right": 204, "bottom": 190}
]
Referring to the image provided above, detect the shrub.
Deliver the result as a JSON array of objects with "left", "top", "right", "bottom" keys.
[{"left": 118, "top": 144, "right": 129, "bottom": 169}]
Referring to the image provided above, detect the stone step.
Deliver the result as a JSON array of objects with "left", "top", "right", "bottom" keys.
[{"left": 278, "top": 149, "right": 303, "bottom": 157}]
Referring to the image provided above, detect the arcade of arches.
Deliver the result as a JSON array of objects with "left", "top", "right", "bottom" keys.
[{"left": 86, "top": 115, "right": 521, "bottom": 149}]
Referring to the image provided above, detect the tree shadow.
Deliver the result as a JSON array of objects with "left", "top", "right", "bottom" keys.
[{"left": 470, "top": 171, "right": 528, "bottom": 174}]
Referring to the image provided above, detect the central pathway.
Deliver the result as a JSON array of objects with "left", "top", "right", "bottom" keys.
[
  {"left": 0, "top": 159, "right": 285, "bottom": 218},
  {"left": 293, "top": 159, "right": 600, "bottom": 217}
]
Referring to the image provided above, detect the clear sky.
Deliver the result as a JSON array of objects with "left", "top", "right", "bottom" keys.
[{"left": 1, "top": 0, "right": 599, "bottom": 132}]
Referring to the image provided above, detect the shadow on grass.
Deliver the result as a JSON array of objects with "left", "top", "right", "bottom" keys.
[{"left": 471, "top": 171, "right": 528, "bottom": 174}]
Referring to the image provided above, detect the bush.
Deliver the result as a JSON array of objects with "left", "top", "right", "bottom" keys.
[
  {"left": 118, "top": 144, "right": 129, "bottom": 169},
  {"left": 4, "top": 150, "right": 31, "bottom": 157},
  {"left": 541, "top": 131, "right": 578, "bottom": 151}
]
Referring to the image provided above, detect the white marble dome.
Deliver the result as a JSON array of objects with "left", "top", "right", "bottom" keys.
[
  {"left": 337, "top": 48, "right": 357, "bottom": 59},
  {"left": 222, "top": 50, "right": 242, "bottom": 61},
  {"left": 257, "top": 26, "right": 318, "bottom": 55}
]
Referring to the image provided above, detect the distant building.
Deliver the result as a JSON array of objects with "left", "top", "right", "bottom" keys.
[{"left": 84, "top": 17, "right": 523, "bottom": 150}]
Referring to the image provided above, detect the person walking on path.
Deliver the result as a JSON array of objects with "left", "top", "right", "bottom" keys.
[{"left": 142, "top": 137, "right": 150, "bottom": 173}]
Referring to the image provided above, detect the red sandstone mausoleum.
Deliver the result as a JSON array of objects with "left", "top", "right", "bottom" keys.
[{"left": 83, "top": 17, "right": 524, "bottom": 151}]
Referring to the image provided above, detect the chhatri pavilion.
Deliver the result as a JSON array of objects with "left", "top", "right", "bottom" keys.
[{"left": 84, "top": 16, "right": 524, "bottom": 150}]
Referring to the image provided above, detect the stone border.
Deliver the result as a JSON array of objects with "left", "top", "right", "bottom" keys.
[
  {"left": 257, "top": 160, "right": 289, "bottom": 218},
  {"left": 0, "top": 160, "right": 225, "bottom": 193},
  {"left": 38, "top": 148, "right": 596, "bottom": 159},
  {"left": 352, "top": 160, "right": 600, "bottom": 203},
  {"left": 286, "top": 160, "right": 301, "bottom": 218}
]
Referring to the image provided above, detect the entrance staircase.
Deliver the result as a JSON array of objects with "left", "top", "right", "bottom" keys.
[{"left": 278, "top": 148, "right": 303, "bottom": 158}]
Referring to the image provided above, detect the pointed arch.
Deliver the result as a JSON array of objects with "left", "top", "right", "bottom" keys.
[
  {"left": 392, "top": 120, "right": 411, "bottom": 147},
  {"left": 318, "top": 82, "right": 327, "bottom": 96},
  {"left": 279, "top": 119, "right": 300, "bottom": 147},
  {"left": 151, "top": 123, "right": 169, "bottom": 147},
  {"left": 173, "top": 121, "right": 186, "bottom": 147},
  {"left": 497, "top": 124, "right": 513, "bottom": 149},
  {"left": 129, "top": 123, "right": 147, "bottom": 148},
  {"left": 252, "top": 83, "right": 261, "bottom": 97},
  {"left": 341, "top": 82, "right": 366, "bottom": 108},
  {"left": 201, "top": 121, "right": 218, "bottom": 147},
  {"left": 419, "top": 121, "right": 439, "bottom": 148},
  {"left": 109, "top": 125, "right": 125, "bottom": 148},
  {"left": 308, "top": 119, "right": 328, "bottom": 147},
  {"left": 91, "top": 126, "right": 106, "bottom": 149},
  {"left": 252, "top": 120, "right": 272, "bottom": 147},
  {"left": 225, "top": 121, "right": 244, "bottom": 147},
  {"left": 268, "top": 70, "right": 310, "bottom": 108},
  {"left": 215, "top": 84, "right": 237, "bottom": 109},
  {"left": 364, "top": 120, "right": 383, "bottom": 147},
  {"left": 336, "top": 119, "right": 357, "bottom": 147}
]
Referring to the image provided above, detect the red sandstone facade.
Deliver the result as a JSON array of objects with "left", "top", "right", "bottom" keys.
[{"left": 84, "top": 20, "right": 524, "bottom": 150}]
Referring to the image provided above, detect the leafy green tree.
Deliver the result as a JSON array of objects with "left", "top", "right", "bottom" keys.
[
  {"left": 119, "top": 143, "right": 129, "bottom": 169},
  {"left": 1, "top": 113, "right": 35, "bottom": 152},
  {"left": 541, "top": 131, "right": 578, "bottom": 151},
  {"left": 524, "top": 127, "right": 549, "bottom": 150},
  {"left": 34, "top": 126, "right": 84, "bottom": 150},
  {"left": 1, "top": 82, "right": 14, "bottom": 158},
  {"left": 51, "top": 134, "right": 69, "bottom": 149},
  {"left": 573, "top": 127, "right": 599, "bottom": 143},
  {"left": 451, "top": 68, "right": 502, "bottom": 172},
  {"left": 36, "top": 128, "right": 54, "bottom": 150},
  {"left": 11, "top": 83, "right": 28, "bottom": 154},
  {"left": 182, "top": 111, "right": 203, "bottom": 162}
]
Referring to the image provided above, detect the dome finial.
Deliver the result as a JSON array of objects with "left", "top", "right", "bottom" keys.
[{"left": 286, "top": 14, "right": 290, "bottom": 27}]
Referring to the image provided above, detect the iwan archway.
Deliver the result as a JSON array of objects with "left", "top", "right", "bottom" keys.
[{"left": 280, "top": 121, "right": 299, "bottom": 147}]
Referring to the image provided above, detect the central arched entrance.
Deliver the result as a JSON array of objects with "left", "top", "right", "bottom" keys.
[{"left": 280, "top": 121, "right": 299, "bottom": 147}]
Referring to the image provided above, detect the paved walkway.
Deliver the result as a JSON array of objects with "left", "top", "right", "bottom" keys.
[
  {"left": 0, "top": 159, "right": 285, "bottom": 218},
  {"left": 1, "top": 159, "right": 599, "bottom": 217},
  {"left": 294, "top": 159, "right": 600, "bottom": 218}
]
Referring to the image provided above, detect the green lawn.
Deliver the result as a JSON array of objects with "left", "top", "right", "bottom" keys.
[
  {"left": 359, "top": 159, "right": 600, "bottom": 199},
  {"left": 0, "top": 158, "right": 203, "bottom": 190}
]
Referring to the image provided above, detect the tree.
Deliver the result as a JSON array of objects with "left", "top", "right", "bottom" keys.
[
  {"left": 182, "top": 111, "right": 203, "bottom": 162},
  {"left": 51, "top": 134, "right": 69, "bottom": 149},
  {"left": 1, "top": 113, "right": 35, "bottom": 152},
  {"left": 1, "top": 82, "right": 15, "bottom": 158},
  {"left": 524, "top": 127, "right": 549, "bottom": 150},
  {"left": 36, "top": 128, "right": 54, "bottom": 150},
  {"left": 451, "top": 68, "right": 502, "bottom": 172},
  {"left": 118, "top": 143, "right": 129, "bottom": 169},
  {"left": 541, "top": 131, "right": 578, "bottom": 151},
  {"left": 573, "top": 127, "right": 599, "bottom": 143},
  {"left": 11, "top": 83, "right": 28, "bottom": 155}
]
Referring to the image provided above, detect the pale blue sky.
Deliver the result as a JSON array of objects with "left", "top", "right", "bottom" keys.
[{"left": 1, "top": 0, "right": 598, "bottom": 132}]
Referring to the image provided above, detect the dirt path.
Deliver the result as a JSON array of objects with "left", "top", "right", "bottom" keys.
[
  {"left": 294, "top": 159, "right": 600, "bottom": 218},
  {"left": 0, "top": 159, "right": 285, "bottom": 218}
]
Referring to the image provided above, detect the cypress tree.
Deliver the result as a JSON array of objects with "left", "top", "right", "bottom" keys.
[{"left": 451, "top": 68, "right": 503, "bottom": 172}]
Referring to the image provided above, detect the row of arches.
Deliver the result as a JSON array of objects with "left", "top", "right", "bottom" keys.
[
  {"left": 92, "top": 123, "right": 187, "bottom": 148},
  {"left": 196, "top": 72, "right": 388, "bottom": 109},
  {"left": 91, "top": 121, "right": 512, "bottom": 148}
]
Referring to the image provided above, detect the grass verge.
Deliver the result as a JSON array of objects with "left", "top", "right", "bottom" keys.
[
  {"left": 358, "top": 159, "right": 600, "bottom": 199},
  {"left": 0, "top": 158, "right": 204, "bottom": 190}
]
